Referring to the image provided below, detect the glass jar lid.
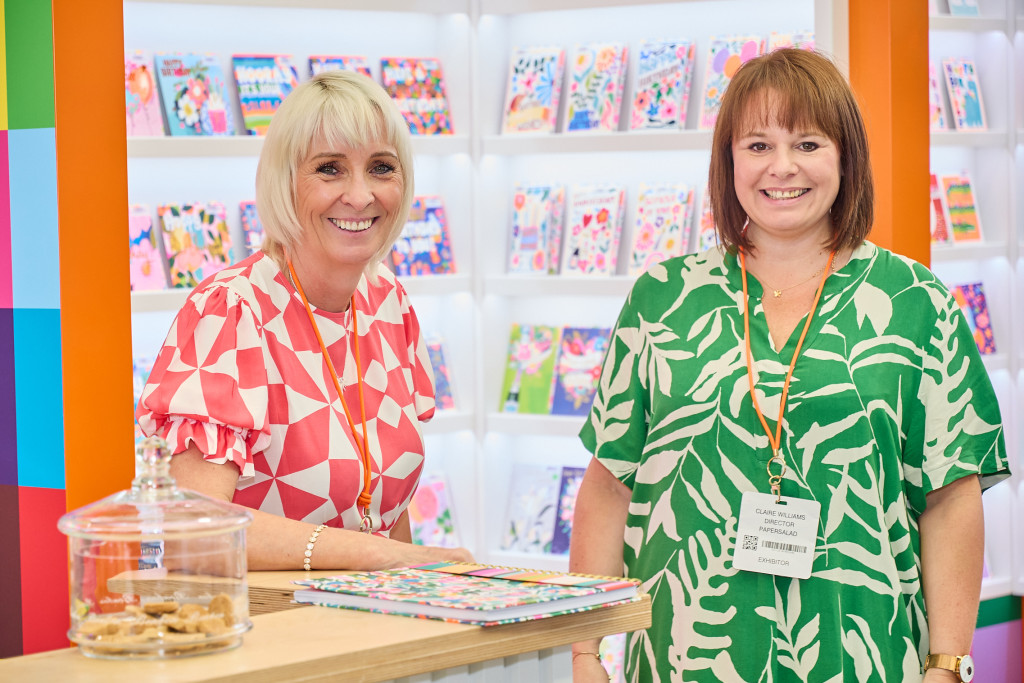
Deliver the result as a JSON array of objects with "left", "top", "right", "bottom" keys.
[{"left": 59, "top": 436, "right": 253, "bottom": 541}]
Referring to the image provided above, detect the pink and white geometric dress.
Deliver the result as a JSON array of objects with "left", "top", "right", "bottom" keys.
[{"left": 136, "top": 252, "right": 436, "bottom": 535}]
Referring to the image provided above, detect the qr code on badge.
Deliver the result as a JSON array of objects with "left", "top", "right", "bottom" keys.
[{"left": 742, "top": 535, "right": 758, "bottom": 551}]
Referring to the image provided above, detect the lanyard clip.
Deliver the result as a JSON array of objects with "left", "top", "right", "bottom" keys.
[
  {"left": 767, "top": 451, "right": 787, "bottom": 504},
  {"left": 359, "top": 512, "right": 373, "bottom": 534}
]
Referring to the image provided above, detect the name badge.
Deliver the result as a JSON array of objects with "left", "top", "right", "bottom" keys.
[{"left": 732, "top": 492, "right": 820, "bottom": 579}]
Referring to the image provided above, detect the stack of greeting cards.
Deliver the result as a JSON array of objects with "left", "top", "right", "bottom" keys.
[
  {"left": 950, "top": 283, "right": 996, "bottom": 355},
  {"left": 309, "top": 55, "right": 372, "bottom": 79},
  {"left": 507, "top": 184, "right": 566, "bottom": 274},
  {"left": 129, "top": 204, "right": 169, "bottom": 290},
  {"left": 501, "top": 47, "right": 566, "bottom": 134},
  {"left": 561, "top": 185, "right": 627, "bottom": 276},
  {"left": 125, "top": 51, "right": 164, "bottom": 136},
  {"left": 699, "top": 35, "right": 764, "bottom": 129},
  {"left": 499, "top": 323, "right": 611, "bottom": 416},
  {"left": 425, "top": 336, "right": 456, "bottom": 411},
  {"left": 157, "top": 202, "right": 234, "bottom": 288},
  {"left": 408, "top": 471, "right": 460, "bottom": 548},
  {"left": 941, "top": 58, "right": 986, "bottom": 131},
  {"left": 380, "top": 57, "right": 453, "bottom": 134},
  {"left": 630, "top": 40, "right": 695, "bottom": 130},
  {"left": 628, "top": 182, "right": 695, "bottom": 275},
  {"left": 564, "top": 42, "right": 629, "bottom": 133},
  {"left": 390, "top": 196, "right": 456, "bottom": 276},
  {"left": 232, "top": 54, "right": 299, "bottom": 136},
  {"left": 154, "top": 53, "right": 235, "bottom": 136},
  {"left": 938, "top": 174, "right": 983, "bottom": 242},
  {"left": 501, "top": 463, "right": 587, "bottom": 556}
]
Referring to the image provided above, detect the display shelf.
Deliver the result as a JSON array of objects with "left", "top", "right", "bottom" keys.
[
  {"left": 930, "top": 15, "right": 1010, "bottom": 33},
  {"left": 481, "top": 0, "right": 690, "bottom": 13},
  {"left": 128, "top": 135, "right": 471, "bottom": 159},
  {"left": 982, "top": 353, "right": 1012, "bottom": 372},
  {"left": 130, "top": 288, "right": 191, "bottom": 314},
  {"left": 401, "top": 273, "right": 472, "bottom": 297},
  {"left": 487, "top": 413, "right": 585, "bottom": 438},
  {"left": 481, "top": 131, "right": 714, "bottom": 156},
  {"left": 485, "top": 275, "right": 635, "bottom": 298},
  {"left": 930, "top": 130, "right": 1011, "bottom": 147},
  {"left": 127, "top": 0, "right": 471, "bottom": 12},
  {"left": 931, "top": 241, "right": 1012, "bottom": 262},
  {"left": 422, "top": 411, "right": 476, "bottom": 434}
]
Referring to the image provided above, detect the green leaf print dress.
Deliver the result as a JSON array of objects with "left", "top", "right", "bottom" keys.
[{"left": 580, "top": 242, "right": 1008, "bottom": 683}]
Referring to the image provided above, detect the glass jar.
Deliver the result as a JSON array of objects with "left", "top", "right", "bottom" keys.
[{"left": 58, "top": 436, "right": 253, "bottom": 659}]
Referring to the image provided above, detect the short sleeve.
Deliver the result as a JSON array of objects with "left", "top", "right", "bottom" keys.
[
  {"left": 903, "top": 283, "right": 1009, "bottom": 513},
  {"left": 135, "top": 284, "right": 271, "bottom": 480},
  {"left": 395, "top": 279, "right": 436, "bottom": 422},
  {"left": 579, "top": 279, "right": 653, "bottom": 489}
]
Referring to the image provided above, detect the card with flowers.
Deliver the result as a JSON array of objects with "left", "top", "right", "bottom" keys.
[
  {"left": 628, "top": 183, "right": 695, "bottom": 276},
  {"left": 939, "top": 174, "right": 983, "bottom": 242},
  {"left": 550, "top": 466, "right": 586, "bottom": 555},
  {"left": 500, "top": 323, "right": 561, "bottom": 414},
  {"left": 561, "top": 185, "right": 627, "bottom": 276},
  {"left": 380, "top": 57, "right": 453, "bottom": 135},
  {"left": 158, "top": 202, "right": 234, "bottom": 288},
  {"left": 699, "top": 35, "right": 764, "bottom": 129},
  {"left": 507, "top": 184, "right": 566, "bottom": 274},
  {"left": 154, "top": 53, "right": 235, "bottom": 136},
  {"left": 239, "top": 200, "right": 264, "bottom": 256},
  {"left": 950, "top": 283, "right": 996, "bottom": 355},
  {"left": 550, "top": 327, "right": 611, "bottom": 417},
  {"left": 232, "top": 54, "right": 299, "bottom": 136},
  {"left": 408, "top": 471, "right": 460, "bottom": 548},
  {"left": 564, "top": 42, "right": 629, "bottom": 133},
  {"left": 500, "top": 463, "right": 562, "bottom": 554},
  {"left": 390, "top": 195, "right": 456, "bottom": 276},
  {"left": 630, "top": 40, "right": 695, "bottom": 130},
  {"left": 425, "top": 336, "right": 456, "bottom": 411},
  {"left": 129, "top": 204, "right": 169, "bottom": 291},
  {"left": 125, "top": 51, "right": 164, "bottom": 136},
  {"left": 941, "top": 58, "right": 987, "bottom": 131},
  {"left": 501, "top": 47, "right": 566, "bottom": 134},
  {"left": 308, "top": 55, "right": 373, "bottom": 79}
]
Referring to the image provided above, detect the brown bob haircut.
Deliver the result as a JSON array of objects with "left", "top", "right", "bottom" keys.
[{"left": 707, "top": 48, "right": 874, "bottom": 254}]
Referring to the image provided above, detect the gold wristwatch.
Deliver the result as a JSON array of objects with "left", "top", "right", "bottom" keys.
[{"left": 924, "top": 653, "right": 975, "bottom": 682}]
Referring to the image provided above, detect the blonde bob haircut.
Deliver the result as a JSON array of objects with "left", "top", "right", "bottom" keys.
[
  {"left": 707, "top": 48, "right": 873, "bottom": 254},
  {"left": 256, "top": 69, "right": 415, "bottom": 268}
]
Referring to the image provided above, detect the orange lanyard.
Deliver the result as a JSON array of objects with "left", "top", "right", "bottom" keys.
[
  {"left": 287, "top": 260, "right": 375, "bottom": 533},
  {"left": 739, "top": 248, "right": 835, "bottom": 501}
]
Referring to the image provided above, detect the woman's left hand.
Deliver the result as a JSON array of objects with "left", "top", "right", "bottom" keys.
[{"left": 922, "top": 667, "right": 960, "bottom": 682}]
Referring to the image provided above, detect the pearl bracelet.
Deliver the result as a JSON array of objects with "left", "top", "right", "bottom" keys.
[{"left": 303, "top": 524, "right": 328, "bottom": 571}]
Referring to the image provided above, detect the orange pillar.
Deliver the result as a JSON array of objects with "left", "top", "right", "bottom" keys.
[
  {"left": 847, "top": 0, "right": 931, "bottom": 267},
  {"left": 53, "top": 0, "right": 134, "bottom": 510}
]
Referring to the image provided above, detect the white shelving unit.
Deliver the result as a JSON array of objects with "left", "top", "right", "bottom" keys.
[
  {"left": 126, "top": 2, "right": 1020, "bottom": 596},
  {"left": 928, "top": 0, "right": 1020, "bottom": 602}
]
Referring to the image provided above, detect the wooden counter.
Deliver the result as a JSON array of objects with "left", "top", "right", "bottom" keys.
[{"left": 0, "top": 571, "right": 651, "bottom": 683}]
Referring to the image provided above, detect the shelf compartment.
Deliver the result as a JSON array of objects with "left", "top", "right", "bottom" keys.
[
  {"left": 485, "top": 275, "right": 635, "bottom": 298},
  {"left": 487, "top": 413, "right": 585, "bottom": 437},
  {"left": 482, "top": 131, "right": 713, "bottom": 156},
  {"left": 930, "top": 130, "right": 1011, "bottom": 148},
  {"left": 129, "top": 135, "right": 471, "bottom": 158}
]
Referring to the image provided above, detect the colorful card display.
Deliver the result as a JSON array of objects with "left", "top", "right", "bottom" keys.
[
  {"left": 380, "top": 57, "right": 453, "bottom": 135},
  {"left": 500, "top": 324, "right": 561, "bottom": 414},
  {"left": 950, "top": 283, "right": 996, "bottom": 355},
  {"left": 309, "top": 55, "right": 372, "bottom": 79},
  {"left": 390, "top": 196, "right": 456, "bottom": 276},
  {"left": 699, "top": 35, "right": 764, "bottom": 129},
  {"left": 293, "top": 561, "right": 641, "bottom": 627},
  {"left": 408, "top": 472, "right": 459, "bottom": 548},
  {"left": 154, "top": 53, "right": 235, "bottom": 136},
  {"left": 501, "top": 47, "right": 566, "bottom": 134},
  {"left": 157, "top": 202, "right": 234, "bottom": 288},
  {"left": 561, "top": 185, "right": 627, "bottom": 276},
  {"left": 939, "top": 174, "right": 983, "bottom": 242},
  {"left": 508, "top": 184, "right": 566, "bottom": 274},
  {"left": 125, "top": 51, "right": 164, "bottom": 136},
  {"left": 129, "top": 204, "right": 169, "bottom": 291},
  {"left": 941, "top": 58, "right": 987, "bottom": 131},
  {"left": 239, "top": 200, "right": 264, "bottom": 256},
  {"left": 500, "top": 463, "right": 561, "bottom": 554},
  {"left": 564, "top": 42, "right": 629, "bottom": 133},
  {"left": 550, "top": 327, "right": 611, "bottom": 417},
  {"left": 426, "top": 337, "right": 455, "bottom": 411},
  {"left": 630, "top": 40, "right": 695, "bottom": 130},
  {"left": 628, "top": 182, "right": 695, "bottom": 275},
  {"left": 232, "top": 54, "right": 299, "bottom": 136}
]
